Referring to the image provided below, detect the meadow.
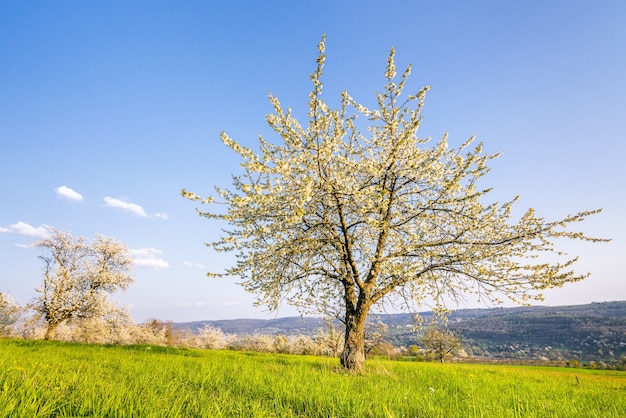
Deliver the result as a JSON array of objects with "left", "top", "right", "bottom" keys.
[{"left": 1, "top": 339, "right": 624, "bottom": 417}]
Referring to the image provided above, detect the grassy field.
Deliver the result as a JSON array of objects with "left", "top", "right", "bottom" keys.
[{"left": 1, "top": 339, "right": 624, "bottom": 417}]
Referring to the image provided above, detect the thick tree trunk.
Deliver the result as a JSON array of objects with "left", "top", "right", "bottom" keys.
[
  {"left": 340, "top": 308, "right": 368, "bottom": 372},
  {"left": 44, "top": 322, "right": 59, "bottom": 340}
]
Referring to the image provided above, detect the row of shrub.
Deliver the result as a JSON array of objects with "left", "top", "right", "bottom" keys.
[{"left": 1, "top": 305, "right": 406, "bottom": 359}]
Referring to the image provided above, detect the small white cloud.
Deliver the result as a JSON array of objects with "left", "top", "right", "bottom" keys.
[
  {"left": 136, "top": 258, "right": 169, "bottom": 269},
  {"left": 154, "top": 212, "right": 169, "bottom": 220},
  {"left": 130, "top": 248, "right": 170, "bottom": 269},
  {"left": 104, "top": 197, "right": 148, "bottom": 217},
  {"left": 15, "top": 243, "right": 32, "bottom": 249},
  {"left": 55, "top": 185, "right": 84, "bottom": 202},
  {"left": 0, "top": 221, "right": 50, "bottom": 239},
  {"left": 184, "top": 261, "right": 204, "bottom": 269}
]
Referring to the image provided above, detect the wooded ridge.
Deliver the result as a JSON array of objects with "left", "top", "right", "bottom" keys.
[{"left": 175, "top": 301, "right": 626, "bottom": 362}]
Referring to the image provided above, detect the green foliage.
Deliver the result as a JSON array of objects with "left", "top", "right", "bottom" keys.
[{"left": 1, "top": 339, "right": 624, "bottom": 417}]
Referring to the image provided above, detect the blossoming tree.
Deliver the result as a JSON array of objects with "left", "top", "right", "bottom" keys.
[
  {"left": 32, "top": 229, "right": 134, "bottom": 340},
  {"left": 184, "top": 37, "right": 607, "bottom": 371},
  {"left": 0, "top": 292, "right": 21, "bottom": 336},
  {"left": 419, "top": 325, "right": 463, "bottom": 363}
]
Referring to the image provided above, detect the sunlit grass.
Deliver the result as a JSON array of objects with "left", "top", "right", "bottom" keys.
[{"left": 1, "top": 339, "right": 624, "bottom": 417}]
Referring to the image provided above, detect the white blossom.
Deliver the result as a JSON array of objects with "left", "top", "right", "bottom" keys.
[{"left": 184, "top": 37, "right": 607, "bottom": 371}]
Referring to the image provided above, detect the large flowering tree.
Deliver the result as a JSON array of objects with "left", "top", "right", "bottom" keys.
[{"left": 184, "top": 37, "right": 606, "bottom": 371}]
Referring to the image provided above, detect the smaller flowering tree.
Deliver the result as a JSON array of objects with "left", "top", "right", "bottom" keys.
[
  {"left": 31, "top": 229, "right": 134, "bottom": 340},
  {"left": 364, "top": 318, "right": 388, "bottom": 355},
  {"left": 0, "top": 292, "right": 21, "bottom": 336},
  {"left": 419, "top": 325, "right": 463, "bottom": 363},
  {"left": 195, "top": 324, "right": 229, "bottom": 350},
  {"left": 315, "top": 320, "right": 344, "bottom": 357}
]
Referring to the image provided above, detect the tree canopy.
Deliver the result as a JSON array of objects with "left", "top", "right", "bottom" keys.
[
  {"left": 31, "top": 229, "right": 134, "bottom": 340},
  {"left": 184, "top": 37, "right": 607, "bottom": 371}
]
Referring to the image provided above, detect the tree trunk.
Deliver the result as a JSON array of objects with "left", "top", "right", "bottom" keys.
[
  {"left": 44, "top": 322, "right": 59, "bottom": 340},
  {"left": 340, "top": 308, "right": 368, "bottom": 372}
]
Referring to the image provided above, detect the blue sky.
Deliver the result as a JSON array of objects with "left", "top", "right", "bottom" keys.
[{"left": 1, "top": 1, "right": 624, "bottom": 322}]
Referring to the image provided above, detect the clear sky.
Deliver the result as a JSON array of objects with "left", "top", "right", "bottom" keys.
[{"left": 1, "top": 1, "right": 624, "bottom": 322}]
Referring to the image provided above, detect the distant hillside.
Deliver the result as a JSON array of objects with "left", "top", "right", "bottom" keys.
[
  {"left": 382, "top": 301, "right": 626, "bottom": 362},
  {"left": 175, "top": 301, "right": 626, "bottom": 362},
  {"left": 176, "top": 316, "right": 328, "bottom": 336}
]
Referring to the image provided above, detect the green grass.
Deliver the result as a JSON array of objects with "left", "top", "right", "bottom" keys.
[{"left": 1, "top": 339, "right": 624, "bottom": 417}]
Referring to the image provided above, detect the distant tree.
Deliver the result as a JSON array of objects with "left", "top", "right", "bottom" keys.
[
  {"left": 364, "top": 318, "right": 388, "bottom": 355},
  {"left": 288, "top": 334, "right": 319, "bottom": 355},
  {"left": 144, "top": 320, "right": 183, "bottom": 347},
  {"left": 184, "top": 37, "right": 608, "bottom": 371},
  {"left": 231, "top": 333, "right": 275, "bottom": 352},
  {"left": 315, "top": 319, "right": 344, "bottom": 357},
  {"left": 419, "top": 326, "right": 463, "bottom": 363},
  {"left": 272, "top": 334, "right": 290, "bottom": 353},
  {"left": 0, "top": 292, "right": 21, "bottom": 336},
  {"left": 195, "top": 324, "right": 228, "bottom": 350},
  {"left": 566, "top": 359, "right": 580, "bottom": 368},
  {"left": 31, "top": 229, "right": 134, "bottom": 340},
  {"left": 368, "top": 341, "right": 399, "bottom": 360},
  {"left": 55, "top": 304, "right": 135, "bottom": 345}
]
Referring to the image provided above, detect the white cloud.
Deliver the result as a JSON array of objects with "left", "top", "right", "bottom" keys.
[
  {"left": 55, "top": 185, "right": 84, "bottom": 202},
  {"left": 104, "top": 197, "right": 148, "bottom": 217},
  {"left": 154, "top": 212, "right": 169, "bottom": 220},
  {"left": 0, "top": 221, "right": 50, "bottom": 239},
  {"left": 130, "top": 248, "right": 170, "bottom": 269},
  {"left": 184, "top": 261, "right": 204, "bottom": 269}
]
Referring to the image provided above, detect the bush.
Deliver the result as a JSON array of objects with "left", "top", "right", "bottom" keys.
[{"left": 193, "top": 325, "right": 229, "bottom": 350}]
